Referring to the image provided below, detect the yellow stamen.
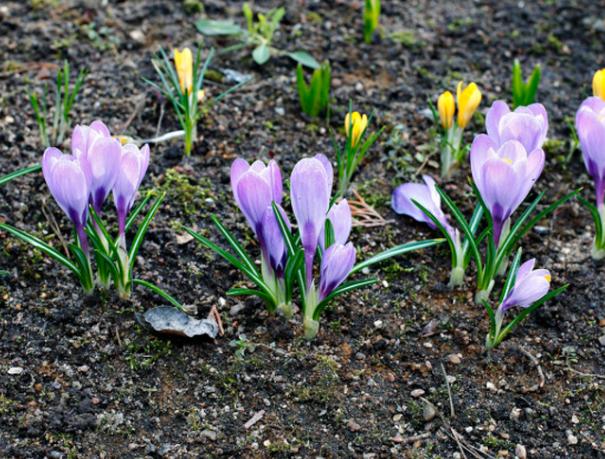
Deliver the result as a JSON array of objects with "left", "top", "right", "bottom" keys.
[
  {"left": 437, "top": 90, "right": 455, "bottom": 129},
  {"left": 456, "top": 81, "right": 482, "bottom": 129},
  {"left": 544, "top": 274, "right": 551, "bottom": 282},
  {"left": 503, "top": 157, "right": 513, "bottom": 165},
  {"left": 174, "top": 48, "right": 193, "bottom": 94},
  {"left": 345, "top": 111, "right": 368, "bottom": 148}
]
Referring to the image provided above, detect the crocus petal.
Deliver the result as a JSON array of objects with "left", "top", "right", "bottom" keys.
[
  {"left": 87, "top": 136, "right": 122, "bottom": 212},
  {"left": 499, "top": 112, "right": 543, "bottom": 153},
  {"left": 42, "top": 148, "right": 90, "bottom": 228},
  {"left": 314, "top": 153, "right": 333, "bottom": 195},
  {"left": 593, "top": 69, "right": 605, "bottom": 100},
  {"left": 320, "top": 199, "right": 352, "bottom": 249},
  {"left": 230, "top": 158, "right": 250, "bottom": 207},
  {"left": 514, "top": 258, "right": 536, "bottom": 285},
  {"left": 438, "top": 91, "right": 455, "bottom": 129},
  {"left": 263, "top": 160, "right": 283, "bottom": 204},
  {"left": 319, "top": 242, "right": 356, "bottom": 300},
  {"left": 485, "top": 100, "right": 510, "bottom": 145},
  {"left": 392, "top": 183, "right": 438, "bottom": 228},
  {"left": 470, "top": 134, "right": 498, "bottom": 188},
  {"left": 113, "top": 143, "right": 150, "bottom": 231},
  {"left": 174, "top": 48, "right": 193, "bottom": 93},
  {"left": 260, "top": 204, "right": 290, "bottom": 275},
  {"left": 235, "top": 171, "right": 272, "bottom": 235}
]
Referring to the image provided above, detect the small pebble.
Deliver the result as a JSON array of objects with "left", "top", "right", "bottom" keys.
[
  {"left": 515, "top": 444, "right": 527, "bottom": 459},
  {"left": 486, "top": 381, "right": 497, "bottom": 392},
  {"left": 423, "top": 402, "right": 436, "bottom": 421},
  {"left": 567, "top": 430, "right": 578, "bottom": 445},
  {"left": 347, "top": 418, "right": 361, "bottom": 432},
  {"left": 447, "top": 353, "right": 462, "bottom": 364},
  {"left": 8, "top": 367, "right": 23, "bottom": 375},
  {"left": 411, "top": 389, "right": 425, "bottom": 398}
]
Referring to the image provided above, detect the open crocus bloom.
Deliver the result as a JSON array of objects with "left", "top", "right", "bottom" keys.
[
  {"left": 72, "top": 120, "right": 121, "bottom": 213},
  {"left": 231, "top": 158, "right": 283, "bottom": 236},
  {"left": 471, "top": 136, "right": 545, "bottom": 244},
  {"left": 498, "top": 258, "right": 551, "bottom": 314},
  {"left": 486, "top": 100, "right": 548, "bottom": 153},
  {"left": 576, "top": 97, "right": 605, "bottom": 207},
  {"left": 42, "top": 147, "right": 91, "bottom": 248},
  {"left": 392, "top": 175, "right": 452, "bottom": 234}
]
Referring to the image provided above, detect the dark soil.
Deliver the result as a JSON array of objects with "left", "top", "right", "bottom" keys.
[{"left": 1, "top": 0, "right": 604, "bottom": 457}]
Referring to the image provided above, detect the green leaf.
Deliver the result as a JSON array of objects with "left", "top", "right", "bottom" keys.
[
  {"left": 128, "top": 192, "right": 165, "bottom": 269},
  {"left": 0, "top": 164, "right": 41, "bottom": 186},
  {"left": 412, "top": 199, "right": 457, "bottom": 268},
  {"left": 351, "top": 238, "right": 444, "bottom": 274},
  {"left": 498, "top": 247, "right": 522, "bottom": 304},
  {"left": 287, "top": 51, "right": 320, "bottom": 69},
  {"left": 227, "top": 287, "right": 274, "bottom": 305},
  {"left": 210, "top": 215, "right": 257, "bottom": 274},
  {"left": 252, "top": 44, "right": 271, "bottom": 65},
  {"left": 525, "top": 64, "right": 541, "bottom": 105},
  {"left": 436, "top": 186, "right": 483, "bottom": 274},
  {"left": 578, "top": 195, "right": 603, "bottom": 242},
  {"left": 195, "top": 19, "right": 243, "bottom": 36},
  {"left": 125, "top": 192, "right": 153, "bottom": 233},
  {"left": 314, "top": 278, "right": 376, "bottom": 319},
  {"left": 0, "top": 223, "right": 80, "bottom": 276},
  {"left": 481, "top": 300, "right": 497, "bottom": 340},
  {"left": 133, "top": 278, "right": 184, "bottom": 310},
  {"left": 511, "top": 59, "right": 523, "bottom": 108}
]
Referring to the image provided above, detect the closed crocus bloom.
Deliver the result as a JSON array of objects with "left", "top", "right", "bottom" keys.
[
  {"left": 260, "top": 204, "right": 290, "bottom": 276},
  {"left": 319, "top": 242, "right": 356, "bottom": 300},
  {"left": 499, "top": 259, "right": 551, "bottom": 313},
  {"left": 456, "top": 81, "right": 482, "bottom": 128},
  {"left": 345, "top": 112, "right": 368, "bottom": 147},
  {"left": 113, "top": 144, "right": 150, "bottom": 232},
  {"left": 471, "top": 136, "right": 544, "bottom": 244},
  {"left": 290, "top": 156, "right": 331, "bottom": 285},
  {"left": 174, "top": 48, "right": 193, "bottom": 93},
  {"left": 42, "top": 147, "right": 91, "bottom": 234},
  {"left": 437, "top": 91, "right": 455, "bottom": 129},
  {"left": 486, "top": 100, "right": 548, "bottom": 152},
  {"left": 593, "top": 69, "right": 605, "bottom": 100},
  {"left": 71, "top": 120, "right": 111, "bottom": 157},
  {"left": 575, "top": 97, "right": 605, "bottom": 206},
  {"left": 231, "top": 158, "right": 283, "bottom": 235},
  {"left": 320, "top": 199, "right": 352, "bottom": 250}
]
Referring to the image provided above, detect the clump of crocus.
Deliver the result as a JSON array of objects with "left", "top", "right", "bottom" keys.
[
  {"left": 296, "top": 61, "right": 331, "bottom": 118},
  {"left": 483, "top": 249, "right": 567, "bottom": 349},
  {"left": 435, "top": 81, "right": 482, "bottom": 178},
  {"left": 575, "top": 96, "right": 605, "bottom": 259},
  {"left": 147, "top": 47, "right": 244, "bottom": 157},
  {"left": 392, "top": 175, "right": 476, "bottom": 287},
  {"left": 593, "top": 69, "right": 605, "bottom": 101},
  {"left": 190, "top": 155, "right": 442, "bottom": 340},
  {"left": 410, "top": 100, "right": 574, "bottom": 304},
  {"left": 0, "top": 120, "right": 170, "bottom": 301},
  {"left": 334, "top": 109, "right": 382, "bottom": 198}
]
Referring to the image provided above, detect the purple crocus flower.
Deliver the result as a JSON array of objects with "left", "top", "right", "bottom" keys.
[
  {"left": 319, "top": 242, "right": 356, "bottom": 300},
  {"left": 72, "top": 120, "right": 122, "bottom": 213},
  {"left": 575, "top": 97, "right": 605, "bottom": 207},
  {"left": 486, "top": 101, "right": 548, "bottom": 153},
  {"left": 290, "top": 155, "right": 332, "bottom": 286},
  {"left": 498, "top": 258, "right": 551, "bottom": 314},
  {"left": 391, "top": 175, "right": 453, "bottom": 234},
  {"left": 113, "top": 143, "right": 150, "bottom": 235},
  {"left": 231, "top": 158, "right": 282, "bottom": 235},
  {"left": 470, "top": 136, "right": 545, "bottom": 244},
  {"left": 42, "top": 147, "right": 91, "bottom": 250},
  {"left": 320, "top": 199, "right": 352, "bottom": 250},
  {"left": 260, "top": 204, "right": 291, "bottom": 276}
]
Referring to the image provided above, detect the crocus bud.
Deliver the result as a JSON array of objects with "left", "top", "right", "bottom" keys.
[
  {"left": 576, "top": 97, "right": 605, "bottom": 207},
  {"left": 498, "top": 259, "right": 551, "bottom": 313},
  {"left": 392, "top": 175, "right": 452, "bottom": 234},
  {"left": 320, "top": 199, "right": 352, "bottom": 250},
  {"left": 319, "top": 242, "right": 356, "bottom": 300},
  {"left": 593, "top": 69, "right": 605, "bottom": 101},
  {"left": 437, "top": 91, "right": 455, "bottom": 129},
  {"left": 486, "top": 100, "right": 548, "bottom": 153},
  {"left": 290, "top": 156, "right": 331, "bottom": 286},
  {"left": 231, "top": 158, "right": 283, "bottom": 235},
  {"left": 456, "top": 81, "right": 482, "bottom": 128},
  {"left": 174, "top": 48, "right": 193, "bottom": 94},
  {"left": 470, "top": 136, "right": 544, "bottom": 244},
  {"left": 42, "top": 147, "right": 90, "bottom": 233},
  {"left": 345, "top": 111, "right": 368, "bottom": 148},
  {"left": 113, "top": 144, "right": 150, "bottom": 233}
]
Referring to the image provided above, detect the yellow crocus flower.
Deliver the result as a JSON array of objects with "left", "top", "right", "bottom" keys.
[
  {"left": 437, "top": 90, "right": 455, "bottom": 129},
  {"left": 456, "top": 81, "right": 482, "bottom": 129},
  {"left": 174, "top": 48, "right": 193, "bottom": 94},
  {"left": 345, "top": 111, "right": 368, "bottom": 147},
  {"left": 593, "top": 69, "right": 605, "bottom": 100}
]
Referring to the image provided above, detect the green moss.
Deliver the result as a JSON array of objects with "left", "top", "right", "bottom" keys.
[
  {"left": 547, "top": 34, "right": 564, "bottom": 53},
  {"left": 0, "top": 394, "right": 15, "bottom": 415},
  {"left": 447, "top": 17, "right": 474, "bottom": 32},
  {"left": 124, "top": 326, "right": 173, "bottom": 371},
  {"left": 183, "top": 0, "right": 204, "bottom": 14},
  {"left": 391, "top": 30, "right": 418, "bottom": 48},
  {"left": 159, "top": 168, "right": 215, "bottom": 217}
]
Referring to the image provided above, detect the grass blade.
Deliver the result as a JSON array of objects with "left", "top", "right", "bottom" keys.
[
  {"left": 133, "top": 278, "right": 184, "bottom": 310},
  {"left": 351, "top": 238, "right": 444, "bottom": 274}
]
